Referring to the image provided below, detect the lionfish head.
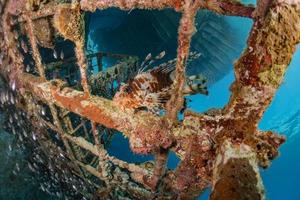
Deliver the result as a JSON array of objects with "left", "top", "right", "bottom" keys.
[{"left": 113, "top": 84, "right": 138, "bottom": 109}]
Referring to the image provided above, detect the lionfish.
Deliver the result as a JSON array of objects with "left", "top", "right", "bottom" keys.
[{"left": 113, "top": 51, "right": 208, "bottom": 113}]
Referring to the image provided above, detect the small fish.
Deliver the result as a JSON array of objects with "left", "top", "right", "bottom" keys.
[
  {"left": 14, "top": 112, "right": 18, "bottom": 120},
  {"left": 18, "top": 134, "right": 23, "bottom": 142},
  {"left": 28, "top": 163, "right": 35, "bottom": 172},
  {"left": 23, "top": 129, "right": 28, "bottom": 137},
  {"left": 10, "top": 95, "right": 15, "bottom": 104},
  {"left": 21, "top": 40, "right": 28, "bottom": 53},
  {"left": 60, "top": 51, "right": 64, "bottom": 60},
  {"left": 16, "top": 163, "right": 20, "bottom": 172},
  {"left": 11, "top": 81, "right": 16, "bottom": 91},
  {"left": 53, "top": 50, "right": 58, "bottom": 59},
  {"left": 41, "top": 106, "right": 46, "bottom": 116},
  {"left": 8, "top": 144, "right": 12, "bottom": 152},
  {"left": 26, "top": 65, "right": 30, "bottom": 72}
]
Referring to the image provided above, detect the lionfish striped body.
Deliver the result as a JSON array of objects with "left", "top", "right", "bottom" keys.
[{"left": 113, "top": 52, "right": 208, "bottom": 113}]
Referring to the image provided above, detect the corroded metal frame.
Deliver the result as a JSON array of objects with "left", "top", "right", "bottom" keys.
[{"left": 1, "top": 0, "right": 300, "bottom": 199}]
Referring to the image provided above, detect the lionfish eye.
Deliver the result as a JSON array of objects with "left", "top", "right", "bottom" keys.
[{"left": 124, "top": 86, "right": 132, "bottom": 93}]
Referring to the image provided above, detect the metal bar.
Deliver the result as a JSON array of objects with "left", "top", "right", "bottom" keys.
[
  {"left": 49, "top": 103, "right": 87, "bottom": 176},
  {"left": 41, "top": 117, "right": 148, "bottom": 177},
  {"left": 96, "top": 54, "right": 103, "bottom": 72},
  {"left": 24, "top": 14, "right": 46, "bottom": 78},
  {"left": 75, "top": 39, "right": 91, "bottom": 96},
  {"left": 165, "top": 0, "right": 198, "bottom": 122},
  {"left": 23, "top": 6, "right": 87, "bottom": 177},
  {"left": 91, "top": 121, "right": 101, "bottom": 150},
  {"left": 197, "top": 0, "right": 255, "bottom": 18},
  {"left": 210, "top": 140, "right": 265, "bottom": 200},
  {"left": 70, "top": 121, "right": 85, "bottom": 135},
  {"left": 45, "top": 52, "right": 134, "bottom": 71},
  {"left": 17, "top": 4, "right": 57, "bottom": 22},
  {"left": 80, "top": 0, "right": 183, "bottom": 12}
]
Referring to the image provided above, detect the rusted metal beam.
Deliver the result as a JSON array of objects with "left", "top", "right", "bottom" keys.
[
  {"left": 80, "top": 0, "right": 255, "bottom": 19},
  {"left": 75, "top": 39, "right": 91, "bottom": 96},
  {"left": 75, "top": 160, "right": 152, "bottom": 199},
  {"left": 17, "top": 4, "right": 58, "bottom": 22},
  {"left": 198, "top": 0, "right": 255, "bottom": 18},
  {"left": 165, "top": 0, "right": 198, "bottom": 122},
  {"left": 45, "top": 52, "right": 134, "bottom": 71},
  {"left": 80, "top": 0, "right": 183, "bottom": 12},
  {"left": 41, "top": 117, "right": 148, "bottom": 177},
  {"left": 210, "top": 140, "right": 265, "bottom": 200},
  {"left": 24, "top": 14, "right": 46, "bottom": 78},
  {"left": 208, "top": 1, "right": 300, "bottom": 199},
  {"left": 18, "top": 73, "right": 176, "bottom": 152}
]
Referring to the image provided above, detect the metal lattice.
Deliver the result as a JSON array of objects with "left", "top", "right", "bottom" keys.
[{"left": 1, "top": 0, "right": 300, "bottom": 199}]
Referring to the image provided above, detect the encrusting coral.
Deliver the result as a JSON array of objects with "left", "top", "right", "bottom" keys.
[{"left": 53, "top": 3, "right": 84, "bottom": 43}]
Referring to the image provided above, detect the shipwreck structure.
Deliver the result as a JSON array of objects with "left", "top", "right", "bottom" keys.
[{"left": 0, "top": 0, "right": 299, "bottom": 199}]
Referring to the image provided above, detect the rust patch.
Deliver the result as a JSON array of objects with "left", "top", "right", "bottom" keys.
[{"left": 210, "top": 158, "right": 261, "bottom": 200}]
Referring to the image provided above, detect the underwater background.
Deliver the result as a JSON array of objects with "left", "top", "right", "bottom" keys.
[{"left": 1, "top": 0, "right": 300, "bottom": 199}]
